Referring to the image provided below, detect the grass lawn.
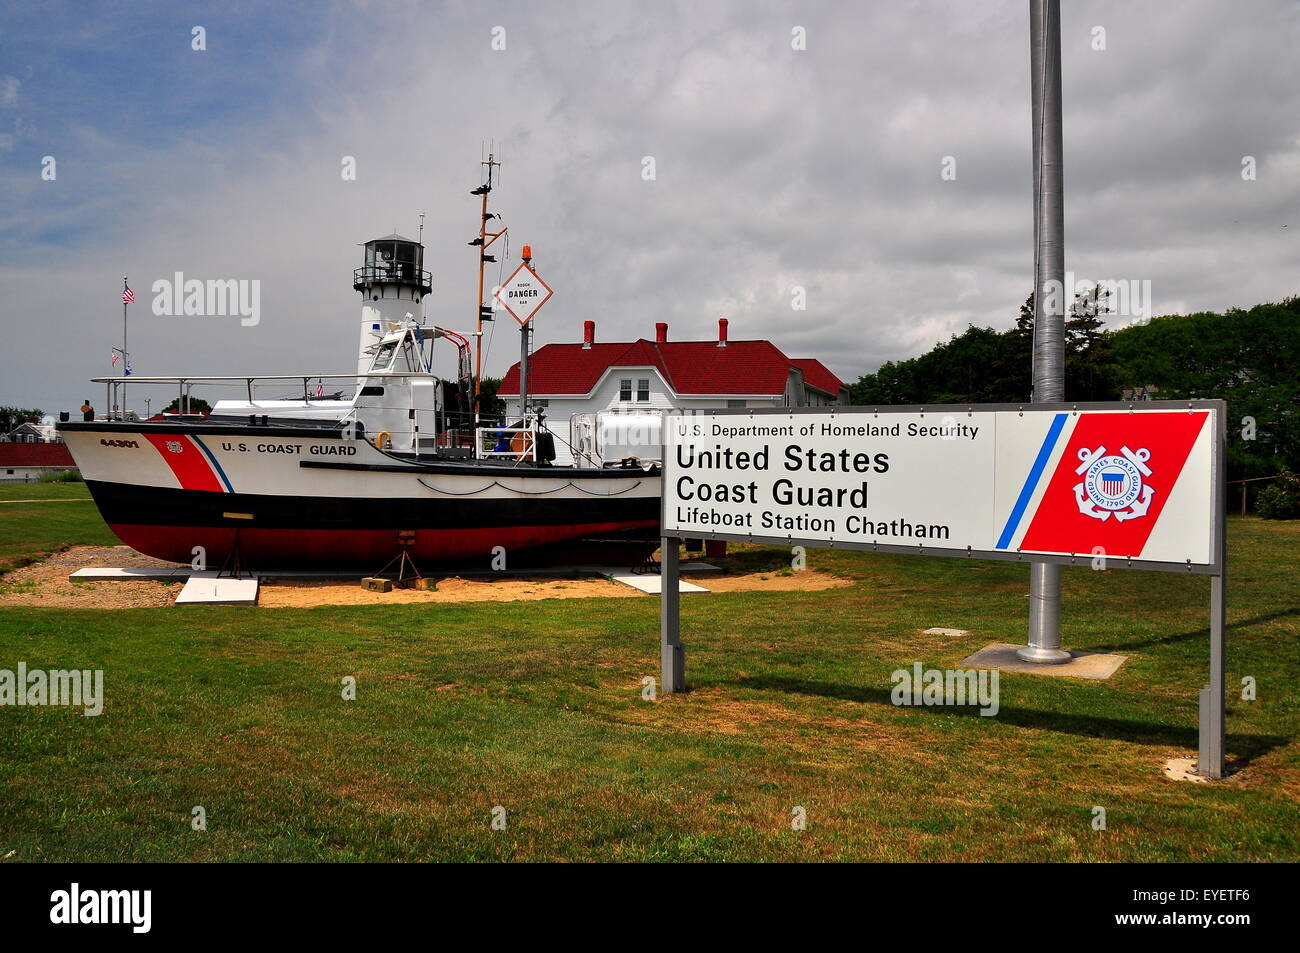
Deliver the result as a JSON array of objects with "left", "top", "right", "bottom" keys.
[
  {"left": 0, "top": 483, "right": 112, "bottom": 574},
  {"left": 0, "top": 497, "right": 1296, "bottom": 862}
]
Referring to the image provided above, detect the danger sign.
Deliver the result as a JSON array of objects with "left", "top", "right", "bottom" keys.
[{"left": 494, "top": 262, "right": 554, "bottom": 326}]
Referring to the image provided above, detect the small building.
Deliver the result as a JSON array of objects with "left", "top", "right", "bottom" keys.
[
  {"left": 499, "top": 319, "right": 850, "bottom": 465},
  {"left": 2, "top": 421, "right": 62, "bottom": 443},
  {"left": 0, "top": 442, "right": 77, "bottom": 483}
]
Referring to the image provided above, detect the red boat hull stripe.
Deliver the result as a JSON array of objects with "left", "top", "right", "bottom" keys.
[
  {"left": 142, "top": 434, "right": 224, "bottom": 493},
  {"left": 107, "top": 522, "right": 659, "bottom": 567}
]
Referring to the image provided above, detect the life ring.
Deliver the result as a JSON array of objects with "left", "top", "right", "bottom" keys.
[
  {"left": 375, "top": 431, "right": 392, "bottom": 450},
  {"left": 510, "top": 430, "right": 533, "bottom": 458}
]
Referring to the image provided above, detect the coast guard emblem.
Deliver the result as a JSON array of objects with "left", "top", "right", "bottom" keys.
[
  {"left": 1073, "top": 445, "right": 1154, "bottom": 522},
  {"left": 165, "top": 441, "right": 184, "bottom": 454}
]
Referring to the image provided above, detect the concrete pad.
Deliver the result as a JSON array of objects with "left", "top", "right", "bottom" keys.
[
  {"left": 70, "top": 567, "right": 189, "bottom": 581},
  {"left": 1163, "top": 757, "right": 1210, "bottom": 784},
  {"left": 958, "top": 641, "right": 1127, "bottom": 680},
  {"left": 609, "top": 573, "right": 709, "bottom": 595},
  {"left": 175, "top": 572, "right": 259, "bottom": 605},
  {"left": 924, "top": 627, "right": 970, "bottom": 637}
]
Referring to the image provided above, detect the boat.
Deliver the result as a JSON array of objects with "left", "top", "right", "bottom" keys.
[{"left": 57, "top": 157, "right": 663, "bottom": 570}]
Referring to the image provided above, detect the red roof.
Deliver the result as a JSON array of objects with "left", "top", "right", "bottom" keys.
[
  {"left": 790, "top": 358, "right": 845, "bottom": 397},
  {"left": 500, "top": 338, "right": 843, "bottom": 397},
  {"left": 0, "top": 443, "right": 75, "bottom": 467}
]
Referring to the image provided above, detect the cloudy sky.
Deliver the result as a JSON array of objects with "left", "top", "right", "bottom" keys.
[{"left": 1, "top": 0, "right": 1296, "bottom": 416}]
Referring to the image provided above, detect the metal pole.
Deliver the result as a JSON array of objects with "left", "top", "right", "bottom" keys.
[
  {"left": 1019, "top": 0, "right": 1070, "bottom": 664},
  {"left": 1199, "top": 406, "right": 1228, "bottom": 778},
  {"left": 518, "top": 321, "right": 530, "bottom": 417},
  {"left": 660, "top": 536, "right": 685, "bottom": 692},
  {"left": 122, "top": 276, "right": 129, "bottom": 416}
]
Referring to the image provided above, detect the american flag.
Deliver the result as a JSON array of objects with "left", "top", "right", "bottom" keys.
[
  {"left": 111, "top": 353, "right": 120, "bottom": 366},
  {"left": 122, "top": 287, "right": 134, "bottom": 305}
]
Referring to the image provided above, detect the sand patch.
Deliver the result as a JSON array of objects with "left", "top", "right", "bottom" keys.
[
  {"left": 258, "top": 575, "right": 642, "bottom": 607},
  {"left": 0, "top": 545, "right": 180, "bottom": 608},
  {"left": 0, "top": 545, "right": 850, "bottom": 608}
]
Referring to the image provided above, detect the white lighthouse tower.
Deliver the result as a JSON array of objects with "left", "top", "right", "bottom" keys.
[{"left": 352, "top": 233, "right": 433, "bottom": 373}]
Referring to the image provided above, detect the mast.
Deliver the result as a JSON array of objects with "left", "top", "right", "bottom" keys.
[
  {"left": 1019, "top": 0, "right": 1070, "bottom": 664},
  {"left": 469, "top": 153, "right": 506, "bottom": 421}
]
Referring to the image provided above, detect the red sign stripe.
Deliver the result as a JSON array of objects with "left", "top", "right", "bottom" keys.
[{"left": 1019, "top": 411, "right": 1208, "bottom": 558}]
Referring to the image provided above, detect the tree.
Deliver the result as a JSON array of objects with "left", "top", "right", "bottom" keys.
[
  {"left": 162, "top": 397, "right": 213, "bottom": 414},
  {"left": 1064, "top": 282, "right": 1118, "bottom": 402},
  {"left": 848, "top": 291, "right": 1300, "bottom": 483},
  {"left": 477, "top": 377, "right": 506, "bottom": 419},
  {"left": 0, "top": 406, "right": 45, "bottom": 434}
]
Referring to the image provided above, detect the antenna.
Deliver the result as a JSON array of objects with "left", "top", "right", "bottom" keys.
[
  {"left": 470, "top": 152, "right": 508, "bottom": 422},
  {"left": 417, "top": 212, "right": 426, "bottom": 243}
]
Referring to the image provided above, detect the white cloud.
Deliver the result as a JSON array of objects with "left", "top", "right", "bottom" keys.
[{"left": 1, "top": 0, "right": 1297, "bottom": 415}]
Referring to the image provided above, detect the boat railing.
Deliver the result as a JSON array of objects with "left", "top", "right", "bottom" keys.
[
  {"left": 352, "top": 265, "right": 433, "bottom": 292},
  {"left": 475, "top": 421, "right": 538, "bottom": 463},
  {"left": 87, "top": 372, "right": 436, "bottom": 421}
]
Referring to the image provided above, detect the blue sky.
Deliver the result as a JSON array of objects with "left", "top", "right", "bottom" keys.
[
  {"left": 1, "top": 0, "right": 1297, "bottom": 416},
  {"left": 1, "top": 1, "right": 335, "bottom": 252}
]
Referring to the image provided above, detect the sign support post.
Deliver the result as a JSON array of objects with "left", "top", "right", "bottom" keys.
[
  {"left": 1198, "top": 405, "right": 1228, "bottom": 779},
  {"left": 660, "top": 536, "right": 685, "bottom": 693}
]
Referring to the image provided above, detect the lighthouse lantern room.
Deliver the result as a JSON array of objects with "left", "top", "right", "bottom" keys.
[{"left": 353, "top": 233, "right": 433, "bottom": 373}]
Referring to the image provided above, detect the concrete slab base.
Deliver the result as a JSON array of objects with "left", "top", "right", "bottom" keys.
[
  {"left": 175, "top": 572, "right": 259, "bottom": 605},
  {"left": 70, "top": 567, "right": 189, "bottom": 582},
  {"left": 609, "top": 573, "right": 709, "bottom": 595},
  {"left": 958, "top": 641, "right": 1127, "bottom": 680},
  {"left": 924, "top": 627, "right": 970, "bottom": 637},
  {"left": 72, "top": 561, "right": 724, "bottom": 600},
  {"left": 1163, "top": 757, "right": 1210, "bottom": 784}
]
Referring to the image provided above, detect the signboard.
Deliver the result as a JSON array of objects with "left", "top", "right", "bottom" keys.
[
  {"left": 494, "top": 262, "right": 554, "bottom": 326},
  {"left": 662, "top": 401, "right": 1223, "bottom": 573}
]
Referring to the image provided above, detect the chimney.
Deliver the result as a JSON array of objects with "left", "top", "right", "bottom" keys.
[
  {"left": 717, "top": 317, "right": 729, "bottom": 347},
  {"left": 655, "top": 322, "right": 668, "bottom": 343},
  {"left": 583, "top": 320, "right": 595, "bottom": 349}
]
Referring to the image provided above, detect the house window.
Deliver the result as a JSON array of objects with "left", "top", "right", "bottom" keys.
[
  {"left": 619, "top": 378, "right": 632, "bottom": 402},
  {"left": 532, "top": 399, "right": 549, "bottom": 408},
  {"left": 726, "top": 399, "right": 746, "bottom": 408},
  {"left": 637, "top": 378, "right": 650, "bottom": 402}
]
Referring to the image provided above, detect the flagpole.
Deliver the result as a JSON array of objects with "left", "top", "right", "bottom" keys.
[{"left": 122, "top": 275, "right": 128, "bottom": 418}]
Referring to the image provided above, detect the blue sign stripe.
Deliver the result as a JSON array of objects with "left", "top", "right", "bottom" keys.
[
  {"left": 995, "top": 412, "right": 1068, "bottom": 550},
  {"left": 190, "top": 436, "right": 234, "bottom": 493}
]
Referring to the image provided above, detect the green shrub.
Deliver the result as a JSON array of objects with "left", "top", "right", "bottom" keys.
[
  {"left": 1256, "top": 469, "right": 1300, "bottom": 520},
  {"left": 37, "top": 469, "right": 82, "bottom": 484}
]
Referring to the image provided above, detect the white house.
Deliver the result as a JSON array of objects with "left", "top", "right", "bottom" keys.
[
  {"left": 499, "top": 318, "right": 850, "bottom": 465},
  {"left": 0, "top": 442, "right": 77, "bottom": 483}
]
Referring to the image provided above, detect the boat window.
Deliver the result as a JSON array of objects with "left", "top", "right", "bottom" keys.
[
  {"left": 619, "top": 378, "right": 632, "bottom": 402},
  {"left": 371, "top": 341, "right": 398, "bottom": 370}
]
